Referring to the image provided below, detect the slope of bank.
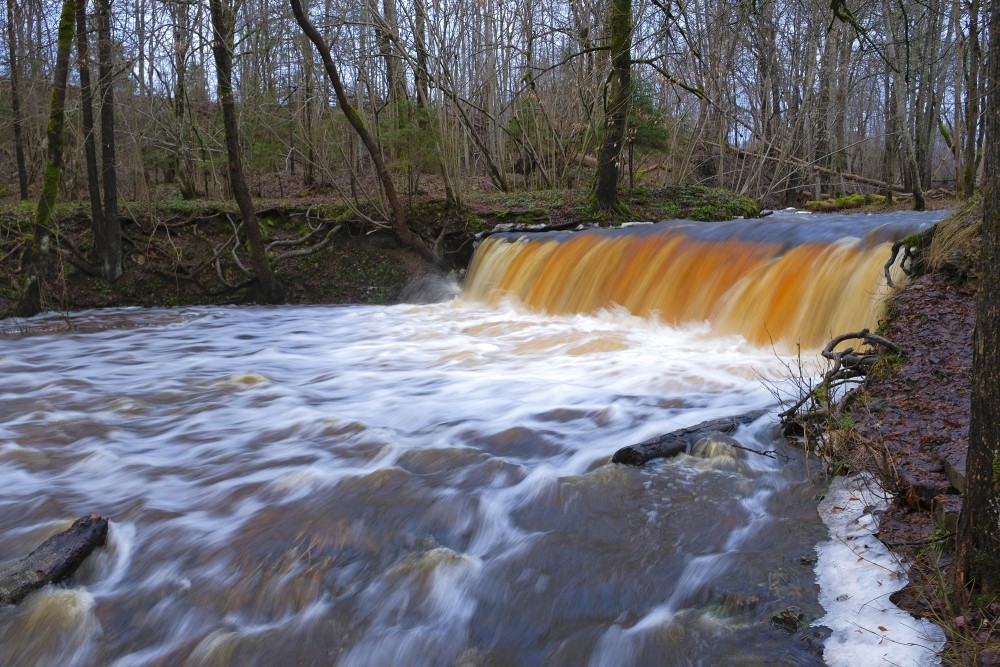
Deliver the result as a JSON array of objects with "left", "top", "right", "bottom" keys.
[
  {"left": 841, "top": 204, "right": 999, "bottom": 664},
  {"left": 0, "top": 185, "right": 762, "bottom": 320}
]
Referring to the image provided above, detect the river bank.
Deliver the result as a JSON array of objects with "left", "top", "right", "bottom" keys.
[
  {"left": 0, "top": 185, "right": 761, "bottom": 320},
  {"left": 829, "top": 202, "right": 998, "bottom": 664}
]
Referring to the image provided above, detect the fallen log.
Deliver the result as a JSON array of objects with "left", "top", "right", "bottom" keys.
[
  {"left": 478, "top": 218, "right": 583, "bottom": 239},
  {"left": 0, "top": 514, "right": 109, "bottom": 605},
  {"left": 612, "top": 409, "right": 770, "bottom": 465}
]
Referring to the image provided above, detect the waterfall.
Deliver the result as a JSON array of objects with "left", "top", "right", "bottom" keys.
[{"left": 464, "top": 219, "right": 910, "bottom": 349}]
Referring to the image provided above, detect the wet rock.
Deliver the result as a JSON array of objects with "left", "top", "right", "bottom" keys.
[
  {"left": 933, "top": 494, "right": 962, "bottom": 533},
  {"left": 771, "top": 606, "right": 807, "bottom": 632},
  {"left": 944, "top": 458, "right": 967, "bottom": 494},
  {"left": 794, "top": 624, "right": 832, "bottom": 656}
]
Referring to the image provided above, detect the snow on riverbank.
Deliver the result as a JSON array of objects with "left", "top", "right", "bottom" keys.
[{"left": 815, "top": 473, "right": 945, "bottom": 666}]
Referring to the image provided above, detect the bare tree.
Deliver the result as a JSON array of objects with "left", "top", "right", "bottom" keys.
[
  {"left": 76, "top": 0, "right": 103, "bottom": 246},
  {"left": 290, "top": 0, "right": 436, "bottom": 263},
  {"left": 209, "top": 0, "right": 282, "bottom": 301},
  {"left": 593, "top": 0, "right": 632, "bottom": 212},
  {"left": 96, "top": 0, "right": 120, "bottom": 281},
  {"left": 956, "top": 0, "right": 1000, "bottom": 597},
  {"left": 6, "top": 0, "right": 29, "bottom": 199}
]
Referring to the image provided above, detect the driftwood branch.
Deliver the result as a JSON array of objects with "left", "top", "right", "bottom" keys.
[
  {"left": 0, "top": 514, "right": 109, "bottom": 605},
  {"left": 712, "top": 141, "right": 907, "bottom": 193},
  {"left": 478, "top": 218, "right": 580, "bottom": 240},
  {"left": 780, "top": 329, "right": 902, "bottom": 423}
]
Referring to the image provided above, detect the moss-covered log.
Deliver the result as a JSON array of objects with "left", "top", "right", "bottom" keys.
[
  {"left": 612, "top": 409, "right": 769, "bottom": 465},
  {"left": 0, "top": 514, "right": 109, "bottom": 605}
]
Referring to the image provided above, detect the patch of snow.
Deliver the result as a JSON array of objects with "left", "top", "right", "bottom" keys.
[{"left": 815, "top": 473, "right": 945, "bottom": 666}]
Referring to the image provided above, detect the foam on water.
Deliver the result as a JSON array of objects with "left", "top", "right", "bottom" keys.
[
  {"left": 816, "top": 474, "right": 945, "bottom": 666},
  {"left": 0, "top": 265, "right": 942, "bottom": 665}
]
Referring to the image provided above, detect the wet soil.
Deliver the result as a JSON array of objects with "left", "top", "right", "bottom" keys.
[
  {"left": 849, "top": 272, "right": 1000, "bottom": 663},
  {"left": 855, "top": 275, "right": 974, "bottom": 549}
]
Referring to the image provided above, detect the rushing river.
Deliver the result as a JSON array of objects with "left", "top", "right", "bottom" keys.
[{"left": 0, "top": 210, "right": 947, "bottom": 666}]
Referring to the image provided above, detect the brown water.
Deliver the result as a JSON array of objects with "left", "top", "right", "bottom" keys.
[
  {"left": 465, "top": 210, "right": 946, "bottom": 349},
  {"left": 0, "top": 211, "right": 944, "bottom": 666}
]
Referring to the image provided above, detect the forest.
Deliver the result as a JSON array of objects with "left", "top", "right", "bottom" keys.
[
  {"left": 2, "top": 0, "right": 985, "bottom": 202},
  {"left": 0, "top": 0, "right": 987, "bottom": 316}
]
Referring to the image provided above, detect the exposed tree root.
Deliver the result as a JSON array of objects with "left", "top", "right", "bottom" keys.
[
  {"left": 884, "top": 240, "right": 916, "bottom": 288},
  {"left": 780, "top": 328, "right": 902, "bottom": 428}
]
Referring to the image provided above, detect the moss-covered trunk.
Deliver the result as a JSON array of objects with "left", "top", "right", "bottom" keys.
[
  {"left": 15, "top": 0, "right": 76, "bottom": 317},
  {"left": 593, "top": 0, "right": 632, "bottom": 213}
]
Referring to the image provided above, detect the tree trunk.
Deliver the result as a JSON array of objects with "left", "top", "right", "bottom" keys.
[
  {"left": 963, "top": 0, "right": 985, "bottom": 198},
  {"left": 6, "top": 0, "right": 29, "bottom": 200},
  {"left": 170, "top": 0, "right": 196, "bottom": 199},
  {"left": 208, "top": 0, "right": 282, "bottom": 303},
  {"left": 956, "top": 0, "right": 1000, "bottom": 596},
  {"left": 15, "top": 0, "right": 76, "bottom": 318},
  {"left": 96, "top": 0, "right": 121, "bottom": 283},
  {"left": 290, "top": 0, "right": 436, "bottom": 263},
  {"left": 0, "top": 515, "right": 108, "bottom": 605},
  {"left": 76, "top": 0, "right": 103, "bottom": 250},
  {"left": 593, "top": 0, "right": 632, "bottom": 212}
]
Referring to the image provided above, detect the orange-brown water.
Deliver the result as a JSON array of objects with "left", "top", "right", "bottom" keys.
[{"left": 464, "top": 227, "right": 899, "bottom": 349}]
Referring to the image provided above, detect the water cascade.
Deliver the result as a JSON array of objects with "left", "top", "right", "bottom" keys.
[
  {"left": 464, "top": 212, "right": 944, "bottom": 349},
  {"left": 0, "top": 211, "right": 947, "bottom": 666}
]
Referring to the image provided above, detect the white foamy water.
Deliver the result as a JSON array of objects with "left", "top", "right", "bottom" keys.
[
  {"left": 816, "top": 474, "right": 945, "bottom": 666},
  {"left": 0, "top": 298, "right": 929, "bottom": 665}
]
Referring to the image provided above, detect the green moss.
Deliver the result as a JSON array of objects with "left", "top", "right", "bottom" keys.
[
  {"left": 347, "top": 107, "right": 367, "bottom": 131},
  {"left": 868, "top": 352, "right": 905, "bottom": 382},
  {"left": 804, "top": 193, "right": 887, "bottom": 213},
  {"left": 902, "top": 229, "right": 934, "bottom": 251},
  {"left": 620, "top": 185, "right": 758, "bottom": 222}
]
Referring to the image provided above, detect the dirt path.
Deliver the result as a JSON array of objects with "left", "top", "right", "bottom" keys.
[{"left": 855, "top": 274, "right": 974, "bottom": 552}]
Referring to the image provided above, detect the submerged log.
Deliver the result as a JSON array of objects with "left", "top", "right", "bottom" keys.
[
  {"left": 0, "top": 514, "right": 109, "bottom": 605},
  {"left": 612, "top": 409, "right": 770, "bottom": 465}
]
